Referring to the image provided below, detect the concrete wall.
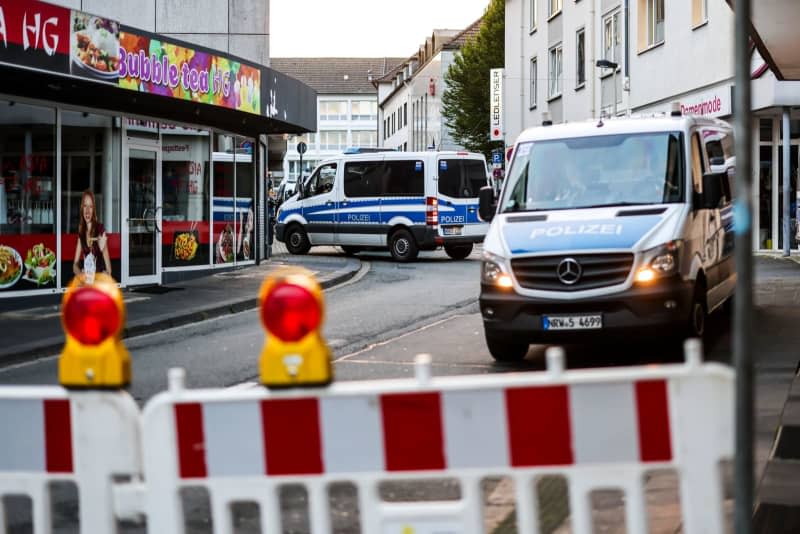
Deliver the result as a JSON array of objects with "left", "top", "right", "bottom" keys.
[
  {"left": 629, "top": 0, "right": 733, "bottom": 112},
  {"left": 47, "top": 0, "right": 270, "bottom": 65}
]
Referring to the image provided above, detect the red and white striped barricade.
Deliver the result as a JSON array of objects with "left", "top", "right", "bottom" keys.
[
  {"left": 139, "top": 342, "right": 733, "bottom": 534},
  {"left": 0, "top": 387, "right": 141, "bottom": 534}
]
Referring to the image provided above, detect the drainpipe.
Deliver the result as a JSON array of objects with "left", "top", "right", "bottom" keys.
[
  {"left": 624, "top": 0, "right": 630, "bottom": 115},
  {"left": 590, "top": 0, "right": 596, "bottom": 118},
  {"left": 783, "top": 107, "right": 791, "bottom": 256},
  {"left": 520, "top": 0, "right": 525, "bottom": 136}
]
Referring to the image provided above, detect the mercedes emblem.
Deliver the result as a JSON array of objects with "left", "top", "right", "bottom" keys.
[{"left": 556, "top": 258, "right": 582, "bottom": 285}]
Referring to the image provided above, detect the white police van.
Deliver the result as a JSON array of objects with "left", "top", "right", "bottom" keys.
[
  {"left": 477, "top": 108, "right": 735, "bottom": 361},
  {"left": 275, "top": 150, "right": 491, "bottom": 261}
]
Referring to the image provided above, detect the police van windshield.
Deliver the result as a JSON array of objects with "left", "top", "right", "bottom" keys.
[{"left": 501, "top": 132, "right": 684, "bottom": 213}]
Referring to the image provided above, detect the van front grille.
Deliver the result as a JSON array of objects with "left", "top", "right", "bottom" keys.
[{"left": 510, "top": 253, "right": 634, "bottom": 291}]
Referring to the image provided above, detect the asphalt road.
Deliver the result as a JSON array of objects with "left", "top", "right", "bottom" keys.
[{"left": 4, "top": 251, "right": 800, "bottom": 534}]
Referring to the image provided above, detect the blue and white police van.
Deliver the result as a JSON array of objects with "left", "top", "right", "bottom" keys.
[
  {"left": 275, "top": 150, "right": 491, "bottom": 261},
  {"left": 477, "top": 107, "right": 735, "bottom": 361}
]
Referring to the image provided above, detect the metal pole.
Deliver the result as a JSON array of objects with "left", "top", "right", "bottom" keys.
[
  {"left": 783, "top": 108, "right": 791, "bottom": 256},
  {"left": 733, "top": 0, "right": 754, "bottom": 531}
]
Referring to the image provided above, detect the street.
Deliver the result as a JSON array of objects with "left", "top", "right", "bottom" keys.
[{"left": 7, "top": 250, "right": 800, "bottom": 533}]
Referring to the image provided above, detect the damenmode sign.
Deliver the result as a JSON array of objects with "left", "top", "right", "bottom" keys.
[{"left": 490, "top": 68, "right": 504, "bottom": 142}]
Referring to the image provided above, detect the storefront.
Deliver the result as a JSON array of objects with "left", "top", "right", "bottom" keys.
[{"left": 0, "top": 0, "right": 316, "bottom": 298}]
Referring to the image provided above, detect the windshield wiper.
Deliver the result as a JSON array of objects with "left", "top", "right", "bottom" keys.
[{"left": 573, "top": 202, "right": 657, "bottom": 209}]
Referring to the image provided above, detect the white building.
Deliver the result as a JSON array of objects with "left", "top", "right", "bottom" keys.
[
  {"left": 269, "top": 58, "right": 404, "bottom": 186},
  {"left": 503, "top": 0, "right": 800, "bottom": 252},
  {"left": 375, "top": 20, "right": 483, "bottom": 152}
]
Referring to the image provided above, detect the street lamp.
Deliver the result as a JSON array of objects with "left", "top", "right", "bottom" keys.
[{"left": 596, "top": 59, "right": 619, "bottom": 117}]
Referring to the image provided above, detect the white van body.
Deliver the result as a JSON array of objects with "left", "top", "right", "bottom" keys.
[
  {"left": 479, "top": 114, "right": 735, "bottom": 361},
  {"left": 275, "top": 151, "right": 491, "bottom": 261}
]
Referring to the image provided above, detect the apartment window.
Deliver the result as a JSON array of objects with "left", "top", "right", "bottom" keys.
[
  {"left": 404, "top": 103, "right": 407, "bottom": 126},
  {"left": 351, "top": 130, "right": 377, "bottom": 147},
  {"left": 319, "top": 101, "right": 347, "bottom": 121},
  {"left": 319, "top": 130, "right": 347, "bottom": 150},
  {"left": 548, "top": 44, "right": 562, "bottom": 98},
  {"left": 692, "top": 0, "right": 708, "bottom": 27},
  {"left": 529, "top": 57, "right": 538, "bottom": 108},
  {"left": 576, "top": 28, "right": 585, "bottom": 88},
  {"left": 646, "top": 0, "right": 665, "bottom": 46},
  {"left": 529, "top": 0, "right": 537, "bottom": 31},
  {"left": 351, "top": 101, "right": 377, "bottom": 121},
  {"left": 603, "top": 10, "right": 621, "bottom": 67},
  {"left": 549, "top": 0, "right": 562, "bottom": 17}
]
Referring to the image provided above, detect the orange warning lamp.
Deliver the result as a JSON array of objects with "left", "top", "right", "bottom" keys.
[
  {"left": 259, "top": 267, "right": 332, "bottom": 387},
  {"left": 59, "top": 273, "right": 131, "bottom": 388}
]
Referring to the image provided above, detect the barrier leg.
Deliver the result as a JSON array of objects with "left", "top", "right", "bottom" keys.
[
  {"left": 622, "top": 471, "right": 648, "bottom": 534},
  {"left": 461, "top": 475, "right": 483, "bottom": 534},
  {"left": 214, "top": 491, "right": 234, "bottom": 534},
  {"left": 258, "top": 483, "right": 282, "bottom": 534},
  {"left": 567, "top": 476, "right": 592, "bottom": 534},
  {"left": 357, "top": 479, "right": 381, "bottom": 534},
  {"left": 308, "top": 480, "right": 331, "bottom": 534},
  {"left": 513, "top": 474, "right": 541, "bottom": 534},
  {"left": 30, "top": 480, "right": 50, "bottom": 534}
]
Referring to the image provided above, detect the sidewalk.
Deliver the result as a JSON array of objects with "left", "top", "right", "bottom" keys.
[{"left": 0, "top": 249, "right": 361, "bottom": 365}]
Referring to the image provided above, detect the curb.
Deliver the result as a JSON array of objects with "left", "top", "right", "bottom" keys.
[{"left": 0, "top": 259, "right": 362, "bottom": 367}]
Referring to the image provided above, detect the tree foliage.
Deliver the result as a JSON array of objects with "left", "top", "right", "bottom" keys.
[{"left": 442, "top": 0, "right": 505, "bottom": 158}]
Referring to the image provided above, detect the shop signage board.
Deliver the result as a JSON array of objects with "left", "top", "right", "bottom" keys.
[
  {"left": 118, "top": 28, "right": 261, "bottom": 115},
  {"left": 0, "top": 0, "right": 261, "bottom": 115},
  {"left": 490, "top": 68, "right": 504, "bottom": 142}
]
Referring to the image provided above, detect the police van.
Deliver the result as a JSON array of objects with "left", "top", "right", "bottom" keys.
[
  {"left": 477, "top": 107, "right": 735, "bottom": 361},
  {"left": 275, "top": 150, "right": 491, "bottom": 261}
]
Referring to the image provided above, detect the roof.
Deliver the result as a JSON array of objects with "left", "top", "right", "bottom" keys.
[
  {"left": 442, "top": 17, "right": 484, "bottom": 50},
  {"left": 269, "top": 58, "right": 406, "bottom": 94},
  {"left": 515, "top": 115, "right": 732, "bottom": 144}
]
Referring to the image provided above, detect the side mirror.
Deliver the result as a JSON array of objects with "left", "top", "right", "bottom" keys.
[
  {"left": 697, "top": 172, "right": 725, "bottom": 209},
  {"left": 478, "top": 185, "right": 497, "bottom": 222}
]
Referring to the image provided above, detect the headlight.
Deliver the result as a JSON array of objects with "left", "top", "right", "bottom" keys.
[
  {"left": 635, "top": 241, "right": 683, "bottom": 283},
  {"left": 482, "top": 252, "right": 513, "bottom": 288}
]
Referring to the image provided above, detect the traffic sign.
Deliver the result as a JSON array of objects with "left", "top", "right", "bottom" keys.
[
  {"left": 492, "top": 152, "right": 502, "bottom": 165},
  {"left": 297, "top": 141, "right": 307, "bottom": 155}
]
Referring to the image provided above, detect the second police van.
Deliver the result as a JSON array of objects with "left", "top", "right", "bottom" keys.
[
  {"left": 275, "top": 150, "right": 491, "bottom": 261},
  {"left": 478, "top": 106, "right": 735, "bottom": 361}
]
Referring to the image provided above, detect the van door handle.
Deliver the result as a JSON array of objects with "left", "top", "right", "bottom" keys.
[
  {"left": 326, "top": 201, "right": 333, "bottom": 206},
  {"left": 341, "top": 202, "right": 348, "bottom": 206},
  {"left": 468, "top": 208, "right": 476, "bottom": 213}
]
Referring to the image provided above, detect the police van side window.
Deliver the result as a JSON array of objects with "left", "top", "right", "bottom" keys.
[
  {"left": 438, "top": 159, "right": 487, "bottom": 198},
  {"left": 691, "top": 133, "right": 705, "bottom": 195},
  {"left": 344, "top": 161, "right": 383, "bottom": 197},
  {"left": 383, "top": 161, "right": 424, "bottom": 196},
  {"left": 306, "top": 163, "right": 337, "bottom": 197}
]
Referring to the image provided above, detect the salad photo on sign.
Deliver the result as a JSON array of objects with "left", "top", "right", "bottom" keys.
[
  {"left": 70, "top": 11, "right": 120, "bottom": 82},
  {"left": 23, "top": 243, "right": 56, "bottom": 286},
  {"left": 0, "top": 245, "right": 23, "bottom": 289}
]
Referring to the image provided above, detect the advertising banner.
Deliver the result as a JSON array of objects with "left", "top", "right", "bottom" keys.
[
  {"left": 0, "top": 0, "right": 70, "bottom": 74},
  {"left": 490, "top": 68, "right": 504, "bottom": 142},
  {"left": 119, "top": 29, "right": 261, "bottom": 115}
]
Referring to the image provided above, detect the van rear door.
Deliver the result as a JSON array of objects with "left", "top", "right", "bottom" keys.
[{"left": 436, "top": 157, "right": 490, "bottom": 238}]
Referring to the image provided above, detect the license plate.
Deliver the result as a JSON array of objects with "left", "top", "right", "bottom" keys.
[
  {"left": 443, "top": 226, "right": 463, "bottom": 236},
  {"left": 543, "top": 314, "right": 603, "bottom": 330}
]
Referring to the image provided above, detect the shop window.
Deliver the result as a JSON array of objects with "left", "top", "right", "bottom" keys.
[
  {"left": 759, "top": 145, "right": 773, "bottom": 249},
  {"left": 161, "top": 128, "right": 210, "bottom": 268},
  {"left": 0, "top": 101, "right": 56, "bottom": 294},
  {"left": 61, "top": 110, "right": 121, "bottom": 284},
  {"left": 212, "top": 134, "right": 255, "bottom": 265}
]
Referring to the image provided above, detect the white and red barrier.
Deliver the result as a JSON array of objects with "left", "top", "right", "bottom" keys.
[
  {"left": 137, "top": 342, "right": 733, "bottom": 534},
  {"left": 0, "top": 387, "right": 141, "bottom": 534}
]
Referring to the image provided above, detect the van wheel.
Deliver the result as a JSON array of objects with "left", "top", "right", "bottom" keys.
[
  {"left": 485, "top": 330, "right": 529, "bottom": 362},
  {"left": 687, "top": 282, "right": 707, "bottom": 340},
  {"left": 285, "top": 225, "right": 311, "bottom": 255},
  {"left": 389, "top": 229, "right": 419, "bottom": 262},
  {"left": 444, "top": 243, "right": 473, "bottom": 260},
  {"left": 341, "top": 246, "right": 362, "bottom": 256}
]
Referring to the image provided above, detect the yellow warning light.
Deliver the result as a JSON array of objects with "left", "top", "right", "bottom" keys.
[
  {"left": 59, "top": 273, "right": 131, "bottom": 388},
  {"left": 258, "top": 267, "right": 332, "bottom": 388}
]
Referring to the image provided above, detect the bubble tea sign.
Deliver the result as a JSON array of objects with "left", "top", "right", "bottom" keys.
[{"left": 117, "top": 29, "right": 261, "bottom": 115}]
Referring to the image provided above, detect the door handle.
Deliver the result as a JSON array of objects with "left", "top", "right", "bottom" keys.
[
  {"left": 326, "top": 201, "right": 333, "bottom": 206},
  {"left": 468, "top": 208, "right": 476, "bottom": 213}
]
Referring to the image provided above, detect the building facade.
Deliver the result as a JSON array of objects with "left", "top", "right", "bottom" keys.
[
  {"left": 0, "top": 0, "right": 315, "bottom": 301},
  {"left": 376, "top": 21, "right": 482, "bottom": 152},
  {"left": 269, "top": 58, "right": 404, "bottom": 186},
  {"left": 503, "top": 0, "right": 800, "bottom": 252}
]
